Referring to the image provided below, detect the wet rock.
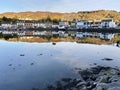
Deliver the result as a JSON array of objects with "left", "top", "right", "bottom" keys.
[
  {"left": 47, "top": 66, "right": 120, "bottom": 90},
  {"left": 61, "top": 78, "right": 72, "bottom": 82},
  {"left": 13, "top": 68, "right": 15, "bottom": 70},
  {"left": 79, "top": 70, "right": 93, "bottom": 81},
  {"left": 90, "top": 66, "right": 102, "bottom": 74},
  {"left": 75, "top": 67, "right": 82, "bottom": 70},
  {"left": 90, "top": 75, "right": 97, "bottom": 81},
  {"left": 30, "top": 63, "right": 34, "bottom": 65},
  {"left": 38, "top": 54, "right": 43, "bottom": 56},
  {"left": 70, "top": 87, "right": 78, "bottom": 90},
  {"left": 93, "top": 63, "right": 97, "bottom": 65},
  {"left": 52, "top": 42, "right": 56, "bottom": 45},
  {"left": 116, "top": 41, "right": 120, "bottom": 47},
  {"left": 109, "top": 75, "right": 120, "bottom": 82},
  {"left": 109, "top": 68, "right": 120, "bottom": 75},
  {"left": 108, "top": 82, "right": 120, "bottom": 89},
  {"left": 87, "top": 82, "right": 97, "bottom": 90},
  {"left": 75, "top": 78, "right": 83, "bottom": 84},
  {"left": 102, "top": 58, "right": 113, "bottom": 61},
  {"left": 20, "top": 54, "right": 25, "bottom": 56},
  {"left": 76, "top": 81, "right": 87, "bottom": 87},
  {"left": 96, "top": 83, "right": 108, "bottom": 90},
  {"left": 47, "top": 85, "right": 56, "bottom": 90},
  {"left": 32, "top": 88, "right": 39, "bottom": 90},
  {"left": 98, "top": 75, "right": 111, "bottom": 83},
  {"left": 63, "top": 79, "right": 78, "bottom": 89},
  {"left": 8, "top": 64, "right": 12, "bottom": 66},
  {"left": 108, "top": 87, "right": 120, "bottom": 90},
  {"left": 77, "top": 85, "right": 87, "bottom": 90},
  {"left": 56, "top": 81, "right": 63, "bottom": 90}
]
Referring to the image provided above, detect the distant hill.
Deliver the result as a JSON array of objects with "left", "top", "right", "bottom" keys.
[{"left": 0, "top": 10, "right": 120, "bottom": 22}]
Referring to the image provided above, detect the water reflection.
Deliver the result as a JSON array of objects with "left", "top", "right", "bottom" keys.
[
  {"left": 32, "top": 31, "right": 119, "bottom": 40},
  {"left": 0, "top": 41, "right": 120, "bottom": 90},
  {"left": 116, "top": 41, "right": 120, "bottom": 47},
  {"left": 52, "top": 42, "right": 120, "bottom": 69}
]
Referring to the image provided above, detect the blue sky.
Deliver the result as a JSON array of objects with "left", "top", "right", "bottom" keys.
[{"left": 0, "top": 0, "right": 119, "bottom": 13}]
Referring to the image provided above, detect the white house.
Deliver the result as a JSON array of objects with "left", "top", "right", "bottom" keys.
[
  {"left": 115, "top": 23, "right": 120, "bottom": 29},
  {"left": 99, "top": 33, "right": 115, "bottom": 40},
  {"left": 58, "top": 31, "right": 68, "bottom": 37},
  {"left": 92, "top": 21, "right": 101, "bottom": 28},
  {"left": 76, "top": 20, "right": 88, "bottom": 29},
  {"left": 52, "top": 25, "right": 59, "bottom": 29},
  {"left": 17, "top": 21, "right": 25, "bottom": 26},
  {"left": 2, "top": 31, "right": 18, "bottom": 35},
  {"left": 18, "top": 31, "right": 25, "bottom": 36},
  {"left": 76, "top": 20, "right": 102, "bottom": 29},
  {"left": 104, "top": 33, "right": 115, "bottom": 40},
  {"left": 70, "top": 22, "right": 76, "bottom": 28},
  {"left": 58, "top": 21, "right": 69, "bottom": 29},
  {"left": 33, "top": 22, "right": 41, "bottom": 28},
  {"left": 33, "top": 31, "right": 41, "bottom": 36},
  {"left": 1, "top": 23, "right": 12, "bottom": 29},
  {"left": 52, "top": 31, "right": 59, "bottom": 35},
  {"left": 17, "top": 21, "right": 25, "bottom": 29},
  {"left": 1, "top": 23, "right": 18, "bottom": 30},
  {"left": 86, "top": 21, "right": 93, "bottom": 28},
  {"left": 101, "top": 19, "right": 116, "bottom": 28},
  {"left": 76, "top": 32, "right": 84, "bottom": 38},
  {"left": 44, "top": 22, "right": 53, "bottom": 29},
  {"left": 11, "top": 24, "right": 18, "bottom": 29},
  {"left": 58, "top": 31, "right": 65, "bottom": 37},
  {"left": 38, "top": 23, "right": 46, "bottom": 28},
  {"left": 39, "top": 31, "right": 47, "bottom": 36}
]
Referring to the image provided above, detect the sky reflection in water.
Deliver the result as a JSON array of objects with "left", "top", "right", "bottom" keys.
[{"left": 0, "top": 40, "right": 120, "bottom": 90}]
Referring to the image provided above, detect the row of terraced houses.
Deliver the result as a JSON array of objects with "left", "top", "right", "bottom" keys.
[{"left": 0, "top": 19, "right": 120, "bottom": 30}]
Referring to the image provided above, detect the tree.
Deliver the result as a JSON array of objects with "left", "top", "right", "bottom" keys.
[
  {"left": 46, "top": 16, "right": 52, "bottom": 22},
  {"left": 52, "top": 19, "right": 59, "bottom": 24},
  {"left": 1, "top": 16, "right": 12, "bottom": 23},
  {"left": 1, "top": 16, "right": 18, "bottom": 23},
  {"left": 0, "top": 33, "right": 3, "bottom": 38},
  {"left": 2, "top": 16, "right": 9, "bottom": 22},
  {"left": 11, "top": 16, "right": 18, "bottom": 24}
]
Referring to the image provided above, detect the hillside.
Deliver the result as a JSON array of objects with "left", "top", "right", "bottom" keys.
[{"left": 0, "top": 10, "right": 120, "bottom": 22}]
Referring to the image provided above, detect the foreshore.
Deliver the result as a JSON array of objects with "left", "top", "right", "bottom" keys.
[
  {"left": 4, "top": 35, "right": 119, "bottom": 45},
  {"left": 47, "top": 66, "right": 120, "bottom": 90},
  {"left": 8, "top": 37, "right": 112, "bottom": 44}
]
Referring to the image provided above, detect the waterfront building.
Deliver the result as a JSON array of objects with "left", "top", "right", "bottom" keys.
[
  {"left": 76, "top": 20, "right": 89, "bottom": 29},
  {"left": 92, "top": 21, "right": 101, "bottom": 28},
  {"left": 17, "top": 20, "right": 25, "bottom": 29},
  {"left": 24, "top": 21, "right": 34, "bottom": 29},
  {"left": 33, "top": 22, "right": 41, "bottom": 28},
  {"left": 1, "top": 23, "right": 18, "bottom": 30},
  {"left": 58, "top": 21, "right": 69, "bottom": 29},
  {"left": 101, "top": 19, "right": 116, "bottom": 28},
  {"left": 76, "top": 32, "right": 84, "bottom": 38}
]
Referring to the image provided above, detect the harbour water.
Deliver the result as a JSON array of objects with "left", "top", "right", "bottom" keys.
[{"left": 0, "top": 40, "right": 120, "bottom": 90}]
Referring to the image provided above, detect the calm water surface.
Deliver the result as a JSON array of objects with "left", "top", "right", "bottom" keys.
[{"left": 0, "top": 40, "right": 120, "bottom": 90}]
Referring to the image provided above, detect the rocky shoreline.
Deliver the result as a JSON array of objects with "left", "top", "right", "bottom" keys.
[{"left": 47, "top": 66, "right": 120, "bottom": 90}]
